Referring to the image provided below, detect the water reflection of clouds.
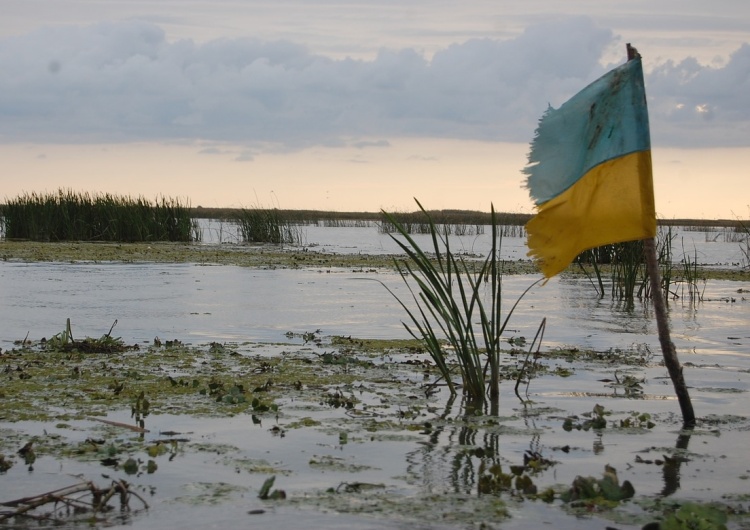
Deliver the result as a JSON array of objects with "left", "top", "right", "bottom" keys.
[
  {"left": 197, "top": 222, "right": 748, "bottom": 268},
  {"left": 1, "top": 260, "right": 747, "bottom": 365}
]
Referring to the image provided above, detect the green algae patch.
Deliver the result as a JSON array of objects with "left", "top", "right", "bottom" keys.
[
  {"left": 220, "top": 456, "right": 291, "bottom": 476},
  {"left": 309, "top": 455, "right": 377, "bottom": 473},
  {"left": 286, "top": 417, "right": 321, "bottom": 429},
  {"left": 0, "top": 335, "right": 375, "bottom": 423},
  {"left": 172, "top": 482, "right": 250, "bottom": 506},
  {"left": 0, "top": 240, "right": 542, "bottom": 274},
  {"left": 3, "top": 239, "right": 745, "bottom": 280},
  {"left": 0, "top": 240, "right": 402, "bottom": 270},
  {"left": 286, "top": 490, "right": 512, "bottom": 527},
  {"left": 2, "top": 330, "right": 750, "bottom": 529},
  {"left": 331, "top": 336, "right": 427, "bottom": 353}
]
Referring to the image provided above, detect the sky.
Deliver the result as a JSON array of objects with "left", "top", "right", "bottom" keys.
[{"left": 2, "top": 1, "right": 749, "bottom": 219}]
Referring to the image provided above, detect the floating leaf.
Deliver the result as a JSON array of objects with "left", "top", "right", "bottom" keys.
[
  {"left": 659, "top": 502, "right": 728, "bottom": 530},
  {"left": 122, "top": 458, "right": 139, "bottom": 475},
  {"left": 561, "top": 465, "right": 634, "bottom": 503}
]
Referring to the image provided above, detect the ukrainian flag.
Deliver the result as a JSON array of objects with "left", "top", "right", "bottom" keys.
[{"left": 523, "top": 56, "right": 656, "bottom": 278}]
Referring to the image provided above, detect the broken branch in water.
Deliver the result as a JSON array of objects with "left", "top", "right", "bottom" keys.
[
  {"left": 0, "top": 479, "right": 148, "bottom": 524},
  {"left": 88, "top": 416, "right": 150, "bottom": 433}
]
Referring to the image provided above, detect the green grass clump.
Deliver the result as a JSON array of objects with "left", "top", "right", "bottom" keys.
[
  {"left": 2, "top": 189, "right": 199, "bottom": 242},
  {"left": 381, "top": 200, "right": 539, "bottom": 407}
]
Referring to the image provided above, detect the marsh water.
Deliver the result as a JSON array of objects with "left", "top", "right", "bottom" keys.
[{"left": 1, "top": 223, "right": 749, "bottom": 529}]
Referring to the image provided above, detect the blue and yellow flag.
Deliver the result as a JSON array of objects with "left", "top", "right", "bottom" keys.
[{"left": 523, "top": 56, "right": 656, "bottom": 278}]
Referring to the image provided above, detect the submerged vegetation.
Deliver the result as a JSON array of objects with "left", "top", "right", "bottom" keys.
[
  {"left": 1, "top": 189, "right": 198, "bottom": 242},
  {"left": 1, "top": 322, "right": 747, "bottom": 529},
  {"left": 575, "top": 226, "right": 710, "bottom": 304}
]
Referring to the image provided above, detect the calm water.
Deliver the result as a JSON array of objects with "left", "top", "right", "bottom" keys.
[
  {"left": 1, "top": 224, "right": 747, "bottom": 359},
  {"left": 1, "top": 225, "right": 749, "bottom": 530},
  {"left": 199, "top": 220, "right": 749, "bottom": 266}
]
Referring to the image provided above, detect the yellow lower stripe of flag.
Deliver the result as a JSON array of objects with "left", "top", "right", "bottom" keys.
[{"left": 526, "top": 150, "right": 657, "bottom": 278}]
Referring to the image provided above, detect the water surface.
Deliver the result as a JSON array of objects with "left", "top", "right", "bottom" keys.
[{"left": 1, "top": 225, "right": 748, "bottom": 530}]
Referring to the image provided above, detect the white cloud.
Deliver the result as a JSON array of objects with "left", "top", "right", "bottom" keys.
[{"left": 0, "top": 17, "right": 748, "bottom": 149}]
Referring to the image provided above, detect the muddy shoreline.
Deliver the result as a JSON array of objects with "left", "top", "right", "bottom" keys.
[{"left": 2, "top": 240, "right": 747, "bottom": 280}]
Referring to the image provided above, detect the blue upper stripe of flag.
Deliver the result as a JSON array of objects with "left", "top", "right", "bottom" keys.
[{"left": 523, "top": 58, "right": 651, "bottom": 205}]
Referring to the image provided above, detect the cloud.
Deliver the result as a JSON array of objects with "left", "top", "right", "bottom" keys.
[
  {"left": 647, "top": 43, "right": 750, "bottom": 147},
  {"left": 351, "top": 139, "right": 390, "bottom": 149},
  {"left": 0, "top": 17, "right": 747, "bottom": 149},
  {"left": 197, "top": 147, "right": 228, "bottom": 155}
]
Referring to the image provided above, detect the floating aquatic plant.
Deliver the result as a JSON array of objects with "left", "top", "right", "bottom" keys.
[
  {"left": 561, "top": 465, "right": 635, "bottom": 504},
  {"left": 44, "top": 318, "right": 134, "bottom": 354}
]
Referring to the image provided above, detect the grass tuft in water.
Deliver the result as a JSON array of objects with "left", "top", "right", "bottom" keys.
[{"left": 380, "top": 200, "right": 539, "bottom": 407}]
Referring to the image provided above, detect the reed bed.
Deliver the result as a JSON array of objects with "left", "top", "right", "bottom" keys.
[
  {"left": 1, "top": 190, "right": 199, "bottom": 242},
  {"left": 379, "top": 211, "right": 527, "bottom": 238},
  {"left": 379, "top": 218, "right": 486, "bottom": 236},
  {"left": 233, "top": 207, "right": 303, "bottom": 245},
  {"left": 318, "top": 219, "right": 373, "bottom": 228},
  {"left": 190, "top": 207, "right": 532, "bottom": 227},
  {"left": 575, "top": 226, "right": 708, "bottom": 303}
]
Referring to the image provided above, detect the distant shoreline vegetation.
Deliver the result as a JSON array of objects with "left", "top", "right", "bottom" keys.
[
  {"left": 0, "top": 191, "right": 747, "bottom": 244},
  {"left": 189, "top": 206, "right": 749, "bottom": 230}
]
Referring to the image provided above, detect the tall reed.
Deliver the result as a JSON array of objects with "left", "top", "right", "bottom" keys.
[
  {"left": 233, "top": 207, "right": 303, "bottom": 245},
  {"left": 737, "top": 219, "right": 750, "bottom": 268},
  {"left": 611, "top": 240, "right": 645, "bottom": 301},
  {"left": 577, "top": 241, "right": 645, "bottom": 302},
  {"left": 674, "top": 238, "right": 705, "bottom": 301},
  {"left": 2, "top": 189, "right": 198, "bottom": 242},
  {"left": 380, "top": 200, "right": 539, "bottom": 407},
  {"left": 577, "top": 226, "right": 707, "bottom": 303}
]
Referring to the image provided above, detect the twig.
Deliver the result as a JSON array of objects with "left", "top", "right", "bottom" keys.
[
  {"left": 1, "top": 482, "right": 93, "bottom": 508},
  {"left": 89, "top": 417, "right": 150, "bottom": 433},
  {"left": 1, "top": 481, "right": 95, "bottom": 522},
  {"left": 0, "top": 479, "right": 148, "bottom": 523},
  {"left": 515, "top": 318, "right": 547, "bottom": 402},
  {"left": 106, "top": 319, "right": 118, "bottom": 338}
]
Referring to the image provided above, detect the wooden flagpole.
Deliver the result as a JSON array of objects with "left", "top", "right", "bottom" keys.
[
  {"left": 644, "top": 238, "right": 696, "bottom": 426},
  {"left": 628, "top": 43, "right": 696, "bottom": 427}
]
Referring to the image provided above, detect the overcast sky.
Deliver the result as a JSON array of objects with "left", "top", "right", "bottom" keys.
[{"left": 2, "top": 1, "right": 749, "bottom": 217}]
